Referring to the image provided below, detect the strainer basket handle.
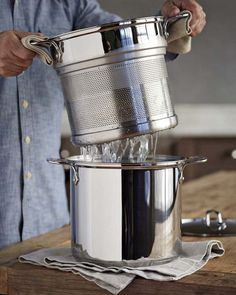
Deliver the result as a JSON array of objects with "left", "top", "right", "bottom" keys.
[
  {"left": 21, "top": 35, "right": 63, "bottom": 65},
  {"left": 183, "top": 156, "right": 207, "bottom": 167},
  {"left": 163, "top": 10, "right": 192, "bottom": 38}
]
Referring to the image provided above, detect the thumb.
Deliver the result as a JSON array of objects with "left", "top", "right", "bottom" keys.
[{"left": 162, "top": 1, "right": 181, "bottom": 17}]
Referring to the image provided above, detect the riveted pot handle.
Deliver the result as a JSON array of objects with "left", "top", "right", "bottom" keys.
[
  {"left": 184, "top": 156, "right": 207, "bottom": 167},
  {"left": 47, "top": 158, "right": 80, "bottom": 185},
  {"left": 21, "top": 35, "right": 63, "bottom": 65},
  {"left": 47, "top": 158, "right": 68, "bottom": 165},
  {"left": 71, "top": 165, "right": 80, "bottom": 186},
  {"left": 163, "top": 10, "right": 192, "bottom": 39}
]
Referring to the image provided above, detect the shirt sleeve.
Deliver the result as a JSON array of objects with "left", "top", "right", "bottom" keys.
[
  {"left": 73, "top": 0, "right": 122, "bottom": 29},
  {"left": 165, "top": 52, "right": 178, "bottom": 61}
]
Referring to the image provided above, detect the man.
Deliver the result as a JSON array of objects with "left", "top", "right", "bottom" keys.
[{"left": 0, "top": 0, "right": 206, "bottom": 248}]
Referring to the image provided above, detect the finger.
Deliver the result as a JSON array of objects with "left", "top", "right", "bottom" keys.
[
  {"left": 12, "top": 43, "right": 35, "bottom": 60},
  {"left": 189, "top": 5, "right": 204, "bottom": 29},
  {"left": 9, "top": 65, "right": 25, "bottom": 73},
  {"left": 10, "top": 50, "right": 34, "bottom": 68},
  {"left": 172, "top": 0, "right": 202, "bottom": 12},
  {"left": 162, "top": 0, "right": 206, "bottom": 37},
  {"left": 172, "top": 0, "right": 204, "bottom": 28},
  {"left": 6, "top": 69, "right": 24, "bottom": 77},
  {"left": 189, "top": 10, "right": 206, "bottom": 36},
  {"left": 162, "top": 0, "right": 181, "bottom": 17},
  {"left": 1, "top": 60, "right": 26, "bottom": 72},
  {"left": 0, "top": 70, "right": 21, "bottom": 77},
  {"left": 0, "top": 62, "right": 25, "bottom": 77},
  {"left": 11, "top": 32, "right": 36, "bottom": 60},
  {"left": 13, "top": 47, "right": 35, "bottom": 60},
  {"left": 190, "top": 16, "right": 206, "bottom": 37}
]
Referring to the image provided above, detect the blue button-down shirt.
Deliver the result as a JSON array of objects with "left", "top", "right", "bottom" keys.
[{"left": 0, "top": 0, "right": 121, "bottom": 248}]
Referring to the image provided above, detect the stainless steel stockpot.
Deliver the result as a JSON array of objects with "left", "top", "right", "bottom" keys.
[
  {"left": 49, "top": 155, "right": 206, "bottom": 261},
  {"left": 42, "top": 12, "right": 191, "bottom": 145}
]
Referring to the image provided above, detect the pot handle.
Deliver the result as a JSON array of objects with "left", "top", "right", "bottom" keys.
[
  {"left": 183, "top": 156, "right": 207, "bottom": 167},
  {"left": 47, "top": 158, "right": 80, "bottom": 185},
  {"left": 47, "top": 158, "right": 68, "bottom": 165},
  {"left": 163, "top": 10, "right": 192, "bottom": 39},
  {"left": 21, "top": 35, "right": 63, "bottom": 65}
]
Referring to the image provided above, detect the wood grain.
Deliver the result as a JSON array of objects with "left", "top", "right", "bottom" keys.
[
  {"left": 7, "top": 265, "right": 236, "bottom": 295},
  {"left": 0, "top": 267, "right": 8, "bottom": 294},
  {"left": 0, "top": 226, "right": 70, "bottom": 294},
  {"left": 182, "top": 170, "right": 236, "bottom": 219},
  {"left": 0, "top": 171, "right": 236, "bottom": 294},
  {"left": 0, "top": 226, "right": 70, "bottom": 266}
]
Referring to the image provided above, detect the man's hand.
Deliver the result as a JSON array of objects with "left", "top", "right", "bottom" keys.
[
  {"left": 0, "top": 31, "right": 37, "bottom": 77},
  {"left": 162, "top": 0, "right": 206, "bottom": 37}
]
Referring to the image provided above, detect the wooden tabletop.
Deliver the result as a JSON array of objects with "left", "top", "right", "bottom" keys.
[{"left": 0, "top": 171, "right": 236, "bottom": 295}]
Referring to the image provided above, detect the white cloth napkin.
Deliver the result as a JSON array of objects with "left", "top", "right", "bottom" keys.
[
  {"left": 19, "top": 240, "right": 224, "bottom": 294},
  {"left": 166, "top": 10, "right": 192, "bottom": 54},
  {"left": 21, "top": 35, "right": 62, "bottom": 65}
]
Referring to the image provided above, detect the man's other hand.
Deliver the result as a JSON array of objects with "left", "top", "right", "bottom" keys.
[
  {"left": 162, "top": 0, "right": 206, "bottom": 37},
  {"left": 0, "top": 31, "right": 37, "bottom": 77}
]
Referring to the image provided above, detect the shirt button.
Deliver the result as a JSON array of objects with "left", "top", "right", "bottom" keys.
[
  {"left": 25, "top": 172, "right": 32, "bottom": 180},
  {"left": 21, "top": 100, "right": 29, "bottom": 109},
  {"left": 24, "top": 136, "right": 31, "bottom": 144}
]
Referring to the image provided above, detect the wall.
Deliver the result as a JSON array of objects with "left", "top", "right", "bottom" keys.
[{"left": 98, "top": 0, "right": 236, "bottom": 104}]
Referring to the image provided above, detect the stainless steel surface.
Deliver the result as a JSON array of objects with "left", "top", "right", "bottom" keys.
[
  {"left": 62, "top": 55, "right": 177, "bottom": 145},
  {"left": 182, "top": 210, "right": 236, "bottom": 236},
  {"left": 52, "top": 17, "right": 166, "bottom": 67},
  {"left": 44, "top": 12, "right": 191, "bottom": 145},
  {"left": 46, "top": 11, "right": 190, "bottom": 67},
  {"left": 49, "top": 154, "right": 206, "bottom": 261},
  {"left": 71, "top": 165, "right": 80, "bottom": 186},
  {"left": 48, "top": 155, "right": 207, "bottom": 170}
]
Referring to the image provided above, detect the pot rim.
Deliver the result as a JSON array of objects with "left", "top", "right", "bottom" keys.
[
  {"left": 52, "top": 15, "right": 165, "bottom": 41},
  {"left": 48, "top": 155, "right": 207, "bottom": 170},
  {"left": 51, "top": 11, "right": 191, "bottom": 41}
]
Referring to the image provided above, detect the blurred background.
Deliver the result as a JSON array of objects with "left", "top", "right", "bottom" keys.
[{"left": 61, "top": 0, "right": 236, "bottom": 181}]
